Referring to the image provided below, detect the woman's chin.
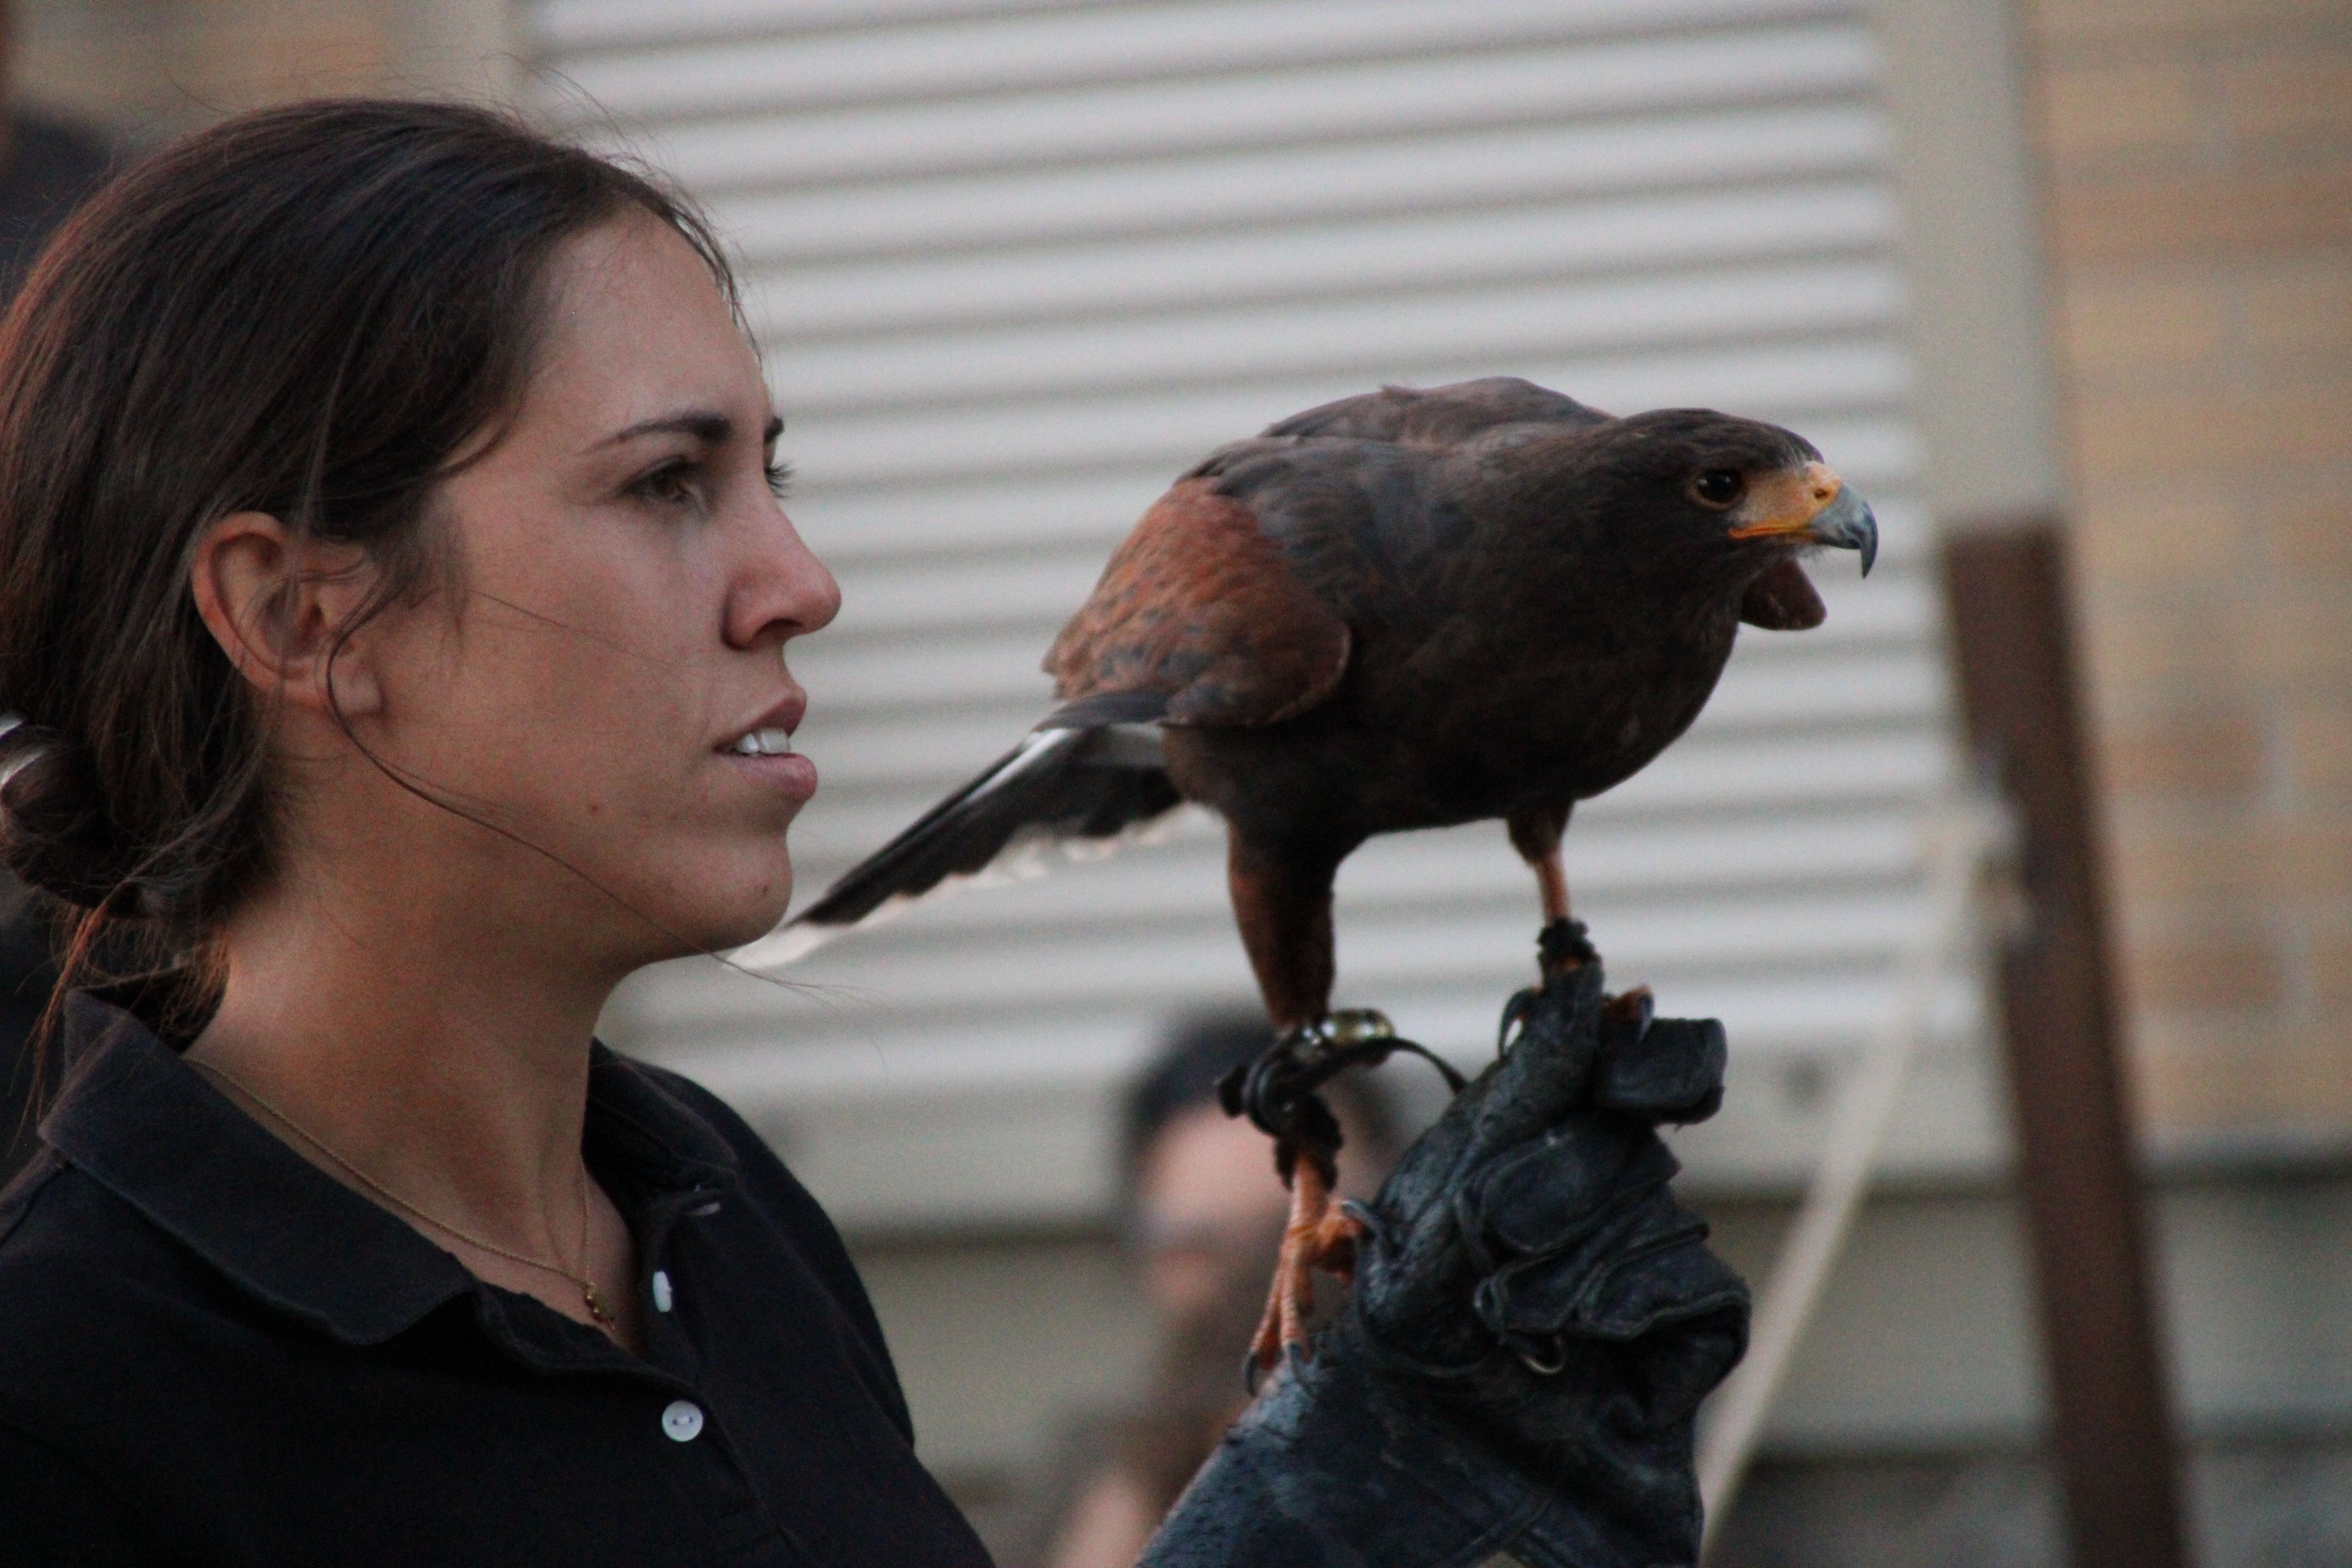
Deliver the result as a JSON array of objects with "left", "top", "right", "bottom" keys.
[
  {"left": 608, "top": 838, "right": 796, "bottom": 961},
  {"left": 707, "top": 875, "right": 797, "bottom": 953}
]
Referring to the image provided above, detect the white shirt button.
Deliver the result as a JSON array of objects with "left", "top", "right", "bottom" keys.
[
  {"left": 651, "top": 1270, "right": 674, "bottom": 1313},
  {"left": 661, "top": 1400, "right": 704, "bottom": 1443}
]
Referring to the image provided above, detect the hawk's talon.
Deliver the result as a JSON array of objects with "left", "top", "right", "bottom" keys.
[
  {"left": 1516, "top": 1335, "right": 1570, "bottom": 1377},
  {"left": 1247, "top": 1158, "right": 1366, "bottom": 1379},
  {"left": 1504, "top": 922, "right": 1615, "bottom": 1053},
  {"left": 1497, "top": 987, "right": 1539, "bottom": 1055}
]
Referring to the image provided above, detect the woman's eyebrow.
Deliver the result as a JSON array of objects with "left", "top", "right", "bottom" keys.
[{"left": 598, "top": 410, "right": 735, "bottom": 448}]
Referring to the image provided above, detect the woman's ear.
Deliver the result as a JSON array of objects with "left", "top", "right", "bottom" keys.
[{"left": 189, "top": 512, "right": 388, "bottom": 718}]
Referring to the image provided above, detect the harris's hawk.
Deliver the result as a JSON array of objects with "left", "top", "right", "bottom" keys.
[{"left": 741, "top": 376, "right": 1876, "bottom": 1365}]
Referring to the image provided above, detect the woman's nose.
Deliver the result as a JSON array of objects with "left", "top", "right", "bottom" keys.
[{"left": 729, "top": 507, "right": 841, "bottom": 652}]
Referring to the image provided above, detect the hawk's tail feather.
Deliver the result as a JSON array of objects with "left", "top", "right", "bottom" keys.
[{"left": 729, "top": 720, "right": 1180, "bottom": 973}]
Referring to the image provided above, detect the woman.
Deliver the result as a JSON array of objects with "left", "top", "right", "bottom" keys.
[
  {"left": 0, "top": 99, "right": 989, "bottom": 1566},
  {"left": 0, "top": 98, "right": 1746, "bottom": 1568}
]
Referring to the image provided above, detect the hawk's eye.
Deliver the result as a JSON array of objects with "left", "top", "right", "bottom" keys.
[{"left": 1691, "top": 469, "right": 1744, "bottom": 508}]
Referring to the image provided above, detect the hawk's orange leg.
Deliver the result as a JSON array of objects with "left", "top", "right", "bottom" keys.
[{"left": 1249, "top": 1156, "right": 1364, "bottom": 1374}]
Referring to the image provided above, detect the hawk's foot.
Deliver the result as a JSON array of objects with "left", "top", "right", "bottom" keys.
[
  {"left": 1247, "top": 1158, "right": 1365, "bottom": 1377},
  {"left": 1535, "top": 916, "right": 1597, "bottom": 978}
]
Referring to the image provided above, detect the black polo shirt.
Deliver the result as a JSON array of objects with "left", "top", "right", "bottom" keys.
[{"left": 0, "top": 993, "right": 995, "bottom": 1568}]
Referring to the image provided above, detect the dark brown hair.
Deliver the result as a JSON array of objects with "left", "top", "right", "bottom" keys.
[{"left": 0, "top": 99, "right": 732, "bottom": 997}]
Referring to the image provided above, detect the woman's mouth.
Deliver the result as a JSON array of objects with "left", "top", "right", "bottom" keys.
[
  {"left": 728, "top": 728, "right": 795, "bottom": 757},
  {"left": 718, "top": 725, "right": 815, "bottom": 802}
]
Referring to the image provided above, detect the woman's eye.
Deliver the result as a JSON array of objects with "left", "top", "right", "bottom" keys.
[
  {"left": 1692, "top": 469, "right": 1744, "bottom": 507},
  {"left": 765, "top": 458, "right": 795, "bottom": 500},
  {"left": 634, "top": 460, "right": 702, "bottom": 508}
]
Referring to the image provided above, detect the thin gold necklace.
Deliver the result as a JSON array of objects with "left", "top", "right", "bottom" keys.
[{"left": 188, "top": 1056, "right": 620, "bottom": 1338}]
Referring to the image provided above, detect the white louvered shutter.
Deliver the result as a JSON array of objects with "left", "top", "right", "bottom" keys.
[{"left": 532, "top": 0, "right": 2001, "bottom": 1232}]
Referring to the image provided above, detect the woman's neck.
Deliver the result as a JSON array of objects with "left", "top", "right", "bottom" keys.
[{"left": 184, "top": 866, "right": 622, "bottom": 1265}]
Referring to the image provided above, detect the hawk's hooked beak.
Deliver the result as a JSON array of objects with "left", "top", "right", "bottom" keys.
[{"left": 1726, "top": 461, "right": 1879, "bottom": 577}]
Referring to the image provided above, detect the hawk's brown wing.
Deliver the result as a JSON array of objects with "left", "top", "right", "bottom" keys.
[
  {"left": 750, "top": 475, "right": 1348, "bottom": 967},
  {"left": 1045, "top": 477, "right": 1351, "bottom": 728}
]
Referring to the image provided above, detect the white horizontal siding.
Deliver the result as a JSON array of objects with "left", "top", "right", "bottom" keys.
[
  {"left": 769, "top": 261, "right": 1906, "bottom": 410},
  {"left": 544, "top": 0, "right": 1866, "bottom": 109},
  {"left": 713, "top": 108, "right": 1886, "bottom": 264},
  {"left": 640, "top": 29, "right": 1875, "bottom": 196},
  {"left": 743, "top": 181, "right": 1899, "bottom": 340},
  {"left": 534, "top": 0, "right": 1990, "bottom": 1232}
]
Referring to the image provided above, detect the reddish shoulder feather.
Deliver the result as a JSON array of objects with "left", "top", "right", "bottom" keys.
[{"left": 1044, "top": 479, "right": 1350, "bottom": 727}]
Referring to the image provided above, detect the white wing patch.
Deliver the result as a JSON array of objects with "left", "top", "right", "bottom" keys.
[{"left": 726, "top": 725, "right": 1195, "bottom": 976}]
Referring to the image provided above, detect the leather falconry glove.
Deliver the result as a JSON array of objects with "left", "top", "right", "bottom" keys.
[{"left": 1142, "top": 944, "right": 1751, "bottom": 1568}]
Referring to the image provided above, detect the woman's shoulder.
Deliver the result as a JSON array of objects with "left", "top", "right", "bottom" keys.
[
  {"left": 0, "top": 1151, "right": 216, "bottom": 1423},
  {"left": 2, "top": 1172, "right": 155, "bottom": 1512},
  {"left": 0, "top": 1410, "right": 164, "bottom": 1567},
  {"left": 0, "top": 1147, "right": 187, "bottom": 1303}
]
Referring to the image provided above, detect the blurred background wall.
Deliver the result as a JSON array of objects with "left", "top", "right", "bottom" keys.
[
  {"left": 2031, "top": 0, "right": 2352, "bottom": 1145},
  {"left": 3, "top": 0, "right": 2345, "bottom": 1563},
  {"left": 12, "top": 0, "right": 512, "bottom": 128}
]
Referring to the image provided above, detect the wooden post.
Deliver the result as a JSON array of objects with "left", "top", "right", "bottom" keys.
[{"left": 1941, "top": 524, "right": 2189, "bottom": 1568}]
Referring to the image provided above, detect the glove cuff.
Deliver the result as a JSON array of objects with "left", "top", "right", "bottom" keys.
[{"left": 1141, "top": 1316, "right": 1704, "bottom": 1568}]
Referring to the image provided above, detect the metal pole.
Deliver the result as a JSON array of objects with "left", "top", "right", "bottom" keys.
[{"left": 1942, "top": 523, "right": 2189, "bottom": 1568}]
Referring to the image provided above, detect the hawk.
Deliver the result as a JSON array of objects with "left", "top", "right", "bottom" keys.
[{"left": 744, "top": 377, "right": 1876, "bottom": 1365}]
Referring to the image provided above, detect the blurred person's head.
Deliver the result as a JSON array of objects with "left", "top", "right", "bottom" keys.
[
  {"left": 1034, "top": 1020, "right": 1403, "bottom": 1568},
  {"left": 1117, "top": 1010, "right": 1400, "bottom": 1324}
]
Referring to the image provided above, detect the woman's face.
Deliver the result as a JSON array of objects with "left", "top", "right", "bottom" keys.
[{"left": 352, "top": 212, "right": 838, "bottom": 967}]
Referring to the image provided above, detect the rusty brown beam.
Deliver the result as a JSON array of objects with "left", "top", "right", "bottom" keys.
[{"left": 1942, "top": 523, "right": 2189, "bottom": 1568}]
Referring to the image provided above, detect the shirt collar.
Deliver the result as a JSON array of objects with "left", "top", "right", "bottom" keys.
[{"left": 39, "top": 991, "right": 739, "bottom": 1346}]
